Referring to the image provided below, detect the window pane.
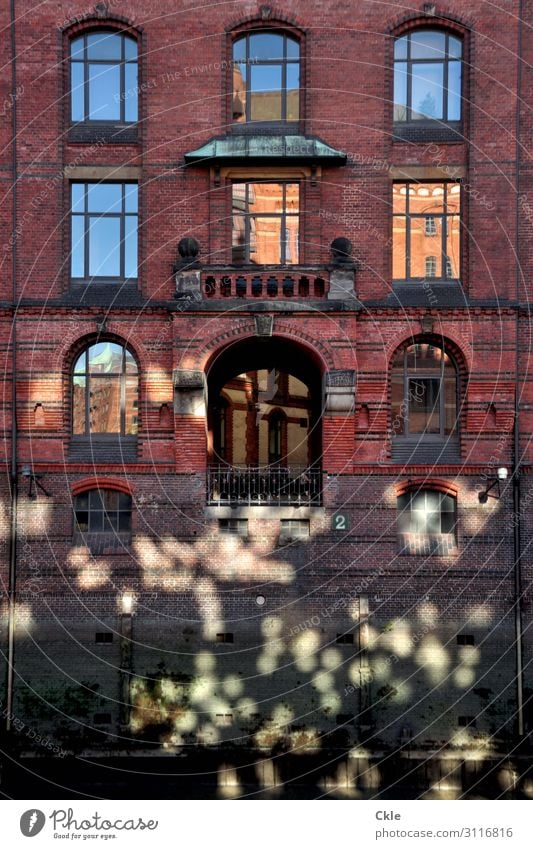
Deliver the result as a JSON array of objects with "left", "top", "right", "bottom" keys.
[
  {"left": 449, "top": 35, "right": 462, "bottom": 59},
  {"left": 286, "top": 63, "right": 299, "bottom": 120},
  {"left": 103, "top": 490, "right": 119, "bottom": 510},
  {"left": 71, "top": 216, "right": 85, "bottom": 278},
  {"left": 410, "top": 217, "right": 441, "bottom": 277},
  {"left": 447, "top": 60, "right": 461, "bottom": 120},
  {"left": 249, "top": 33, "right": 284, "bottom": 60},
  {"left": 88, "top": 64, "right": 121, "bottom": 120},
  {"left": 232, "top": 211, "right": 246, "bottom": 263},
  {"left": 89, "top": 490, "right": 104, "bottom": 509},
  {"left": 124, "top": 63, "right": 138, "bottom": 121},
  {"left": 232, "top": 63, "right": 247, "bottom": 122},
  {"left": 119, "top": 493, "right": 132, "bottom": 510},
  {"left": 284, "top": 216, "right": 299, "bottom": 263},
  {"left": 409, "top": 378, "right": 441, "bottom": 434},
  {"left": 411, "top": 64, "right": 444, "bottom": 119},
  {"left": 287, "top": 37, "right": 300, "bottom": 58},
  {"left": 124, "top": 36, "right": 138, "bottom": 61},
  {"left": 409, "top": 184, "right": 445, "bottom": 214},
  {"left": 394, "top": 36, "right": 408, "bottom": 59},
  {"left": 285, "top": 183, "right": 299, "bottom": 213},
  {"left": 90, "top": 376, "right": 121, "bottom": 432},
  {"left": 392, "top": 184, "right": 406, "bottom": 214},
  {"left": 410, "top": 30, "right": 447, "bottom": 59},
  {"left": 233, "top": 37, "right": 246, "bottom": 61},
  {"left": 75, "top": 511, "right": 89, "bottom": 531},
  {"left": 72, "top": 376, "right": 86, "bottom": 433},
  {"left": 87, "top": 32, "right": 122, "bottom": 60},
  {"left": 407, "top": 343, "right": 442, "bottom": 371},
  {"left": 250, "top": 65, "right": 282, "bottom": 120},
  {"left": 124, "top": 215, "right": 138, "bottom": 278},
  {"left": 88, "top": 216, "right": 121, "bottom": 276},
  {"left": 445, "top": 214, "right": 460, "bottom": 277},
  {"left": 71, "top": 36, "right": 85, "bottom": 59},
  {"left": 89, "top": 511, "right": 104, "bottom": 531},
  {"left": 76, "top": 493, "right": 89, "bottom": 511},
  {"left": 392, "top": 216, "right": 407, "bottom": 278},
  {"left": 71, "top": 183, "right": 85, "bottom": 212},
  {"left": 393, "top": 62, "right": 408, "bottom": 121},
  {"left": 124, "top": 184, "right": 138, "bottom": 212},
  {"left": 88, "top": 342, "right": 124, "bottom": 373},
  {"left": 70, "top": 62, "right": 85, "bottom": 121},
  {"left": 425, "top": 509, "right": 440, "bottom": 534},
  {"left": 87, "top": 183, "right": 122, "bottom": 213},
  {"left": 118, "top": 511, "right": 131, "bottom": 531},
  {"left": 73, "top": 352, "right": 86, "bottom": 374},
  {"left": 125, "top": 349, "right": 138, "bottom": 374},
  {"left": 424, "top": 490, "right": 440, "bottom": 511},
  {"left": 125, "top": 375, "right": 139, "bottom": 434},
  {"left": 446, "top": 183, "right": 461, "bottom": 214},
  {"left": 252, "top": 215, "right": 282, "bottom": 264}
]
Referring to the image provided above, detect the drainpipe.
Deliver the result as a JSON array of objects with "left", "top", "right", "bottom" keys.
[
  {"left": 5, "top": 0, "right": 18, "bottom": 733},
  {"left": 513, "top": 0, "right": 524, "bottom": 740}
]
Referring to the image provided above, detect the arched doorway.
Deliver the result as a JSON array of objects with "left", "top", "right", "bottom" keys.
[{"left": 206, "top": 337, "right": 323, "bottom": 504}]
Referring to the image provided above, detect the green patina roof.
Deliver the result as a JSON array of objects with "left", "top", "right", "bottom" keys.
[{"left": 184, "top": 134, "right": 347, "bottom": 165}]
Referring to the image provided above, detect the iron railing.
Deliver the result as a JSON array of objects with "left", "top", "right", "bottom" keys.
[{"left": 207, "top": 465, "right": 322, "bottom": 506}]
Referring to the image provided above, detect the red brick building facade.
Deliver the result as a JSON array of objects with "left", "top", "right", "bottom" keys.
[{"left": 0, "top": 0, "right": 531, "bottom": 793}]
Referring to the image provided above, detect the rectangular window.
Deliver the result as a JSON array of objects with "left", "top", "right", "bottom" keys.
[
  {"left": 280, "top": 519, "right": 310, "bottom": 540},
  {"left": 457, "top": 634, "right": 475, "bottom": 646},
  {"left": 216, "top": 632, "right": 234, "bottom": 643},
  {"left": 95, "top": 632, "right": 113, "bottom": 643},
  {"left": 392, "top": 182, "right": 460, "bottom": 281},
  {"left": 219, "top": 518, "right": 248, "bottom": 536},
  {"left": 232, "top": 182, "right": 299, "bottom": 265},
  {"left": 70, "top": 182, "right": 138, "bottom": 281},
  {"left": 335, "top": 633, "right": 354, "bottom": 645}
]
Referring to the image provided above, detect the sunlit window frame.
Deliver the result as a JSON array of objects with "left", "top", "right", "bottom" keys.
[
  {"left": 231, "top": 180, "right": 300, "bottom": 266},
  {"left": 231, "top": 30, "right": 301, "bottom": 125},
  {"left": 72, "top": 342, "right": 139, "bottom": 437},
  {"left": 392, "top": 181, "right": 461, "bottom": 282}
]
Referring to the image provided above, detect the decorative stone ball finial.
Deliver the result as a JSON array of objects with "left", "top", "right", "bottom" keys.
[
  {"left": 330, "top": 237, "right": 353, "bottom": 265},
  {"left": 178, "top": 236, "right": 200, "bottom": 262}
]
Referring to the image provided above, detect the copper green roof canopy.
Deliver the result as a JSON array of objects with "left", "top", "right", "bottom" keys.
[{"left": 184, "top": 134, "right": 347, "bottom": 165}]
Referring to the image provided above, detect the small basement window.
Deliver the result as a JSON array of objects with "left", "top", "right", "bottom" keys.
[
  {"left": 457, "top": 634, "right": 475, "bottom": 645},
  {"left": 216, "top": 632, "right": 234, "bottom": 643},
  {"left": 219, "top": 518, "right": 248, "bottom": 536},
  {"left": 95, "top": 632, "right": 113, "bottom": 643}
]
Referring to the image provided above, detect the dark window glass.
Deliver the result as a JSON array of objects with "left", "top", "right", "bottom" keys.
[
  {"left": 391, "top": 342, "right": 458, "bottom": 438},
  {"left": 232, "top": 32, "right": 300, "bottom": 123},
  {"left": 72, "top": 342, "right": 138, "bottom": 435},
  {"left": 392, "top": 182, "right": 460, "bottom": 281},
  {"left": 71, "top": 183, "right": 138, "bottom": 280},
  {"left": 75, "top": 489, "right": 132, "bottom": 533},
  {"left": 394, "top": 30, "right": 462, "bottom": 123},
  {"left": 232, "top": 182, "right": 299, "bottom": 265},
  {"left": 70, "top": 32, "right": 138, "bottom": 123}
]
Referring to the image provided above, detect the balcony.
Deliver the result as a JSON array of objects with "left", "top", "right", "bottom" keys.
[
  {"left": 202, "top": 267, "right": 328, "bottom": 300},
  {"left": 207, "top": 465, "right": 322, "bottom": 506}
]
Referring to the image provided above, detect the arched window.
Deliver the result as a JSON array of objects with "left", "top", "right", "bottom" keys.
[
  {"left": 397, "top": 488, "right": 457, "bottom": 555},
  {"left": 74, "top": 489, "right": 132, "bottom": 533},
  {"left": 70, "top": 31, "right": 138, "bottom": 123},
  {"left": 391, "top": 341, "right": 457, "bottom": 439},
  {"left": 232, "top": 31, "right": 300, "bottom": 124},
  {"left": 394, "top": 29, "right": 462, "bottom": 124},
  {"left": 72, "top": 341, "right": 139, "bottom": 436}
]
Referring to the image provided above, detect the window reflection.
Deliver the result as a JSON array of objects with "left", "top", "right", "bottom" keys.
[
  {"left": 232, "top": 182, "right": 299, "bottom": 265},
  {"left": 72, "top": 342, "right": 138, "bottom": 436},
  {"left": 393, "top": 30, "right": 462, "bottom": 123},
  {"left": 232, "top": 32, "right": 300, "bottom": 123},
  {"left": 391, "top": 342, "right": 457, "bottom": 438},
  {"left": 392, "top": 182, "right": 460, "bottom": 280}
]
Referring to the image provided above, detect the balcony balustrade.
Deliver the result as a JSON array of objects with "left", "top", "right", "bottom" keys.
[
  {"left": 202, "top": 267, "right": 328, "bottom": 299},
  {"left": 207, "top": 465, "right": 322, "bottom": 506}
]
